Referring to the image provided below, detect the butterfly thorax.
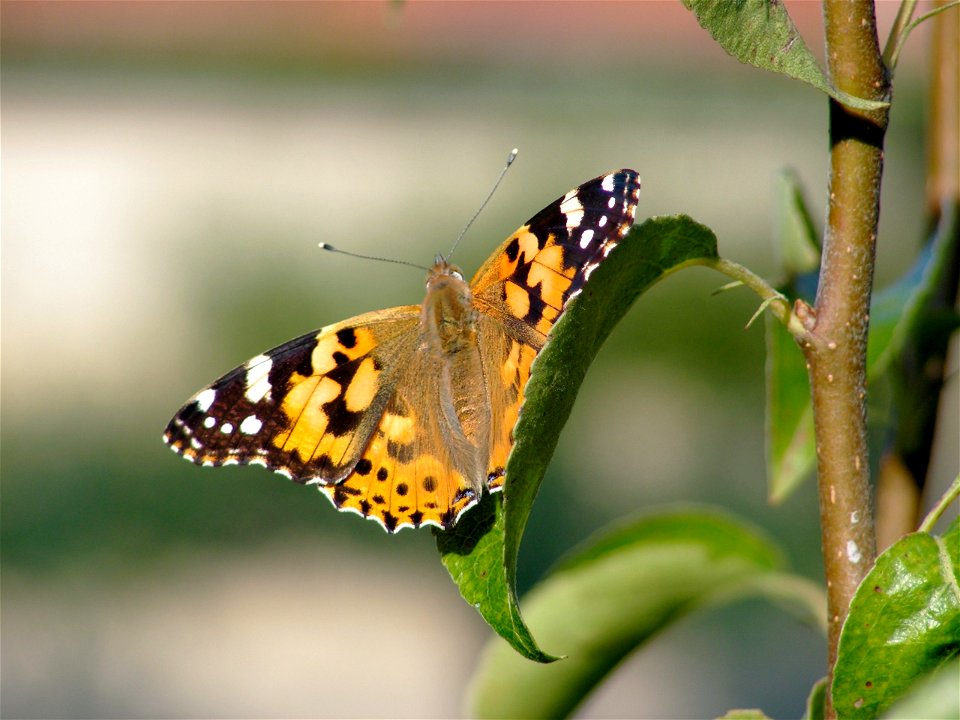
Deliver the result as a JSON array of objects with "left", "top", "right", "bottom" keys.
[
  {"left": 421, "top": 258, "right": 478, "bottom": 355},
  {"left": 419, "top": 257, "right": 489, "bottom": 486}
]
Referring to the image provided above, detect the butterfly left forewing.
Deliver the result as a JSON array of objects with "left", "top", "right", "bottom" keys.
[{"left": 164, "top": 307, "right": 420, "bottom": 483}]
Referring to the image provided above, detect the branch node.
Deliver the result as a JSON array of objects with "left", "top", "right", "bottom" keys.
[{"left": 794, "top": 299, "right": 817, "bottom": 331}]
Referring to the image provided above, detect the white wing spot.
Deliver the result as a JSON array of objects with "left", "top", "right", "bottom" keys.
[
  {"left": 203, "top": 416, "right": 216, "bottom": 429},
  {"left": 244, "top": 355, "right": 273, "bottom": 403},
  {"left": 579, "top": 229, "right": 595, "bottom": 249},
  {"left": 598, "top": 215, "right": 608, "bottom": 227},
  {"left": 240, "top": 415, "right": 263, "bottom": 435},
  {"left": 601, "top": 173, "right": 616, "bottom": 191},
  {"left": 220, "top": 422, "right": 234, "bottom": 434},
  {"left": 195, "top": 388, "right": 217, "bottom": 412},
  {"left": 584, "top": 261, "right": 600, "bottom": 282},
  {"left": 608, "top": 196, "right": 616, "bottom": 209},
  {"left": 560, "top": 190, "right": 585, "bottom": 228}
]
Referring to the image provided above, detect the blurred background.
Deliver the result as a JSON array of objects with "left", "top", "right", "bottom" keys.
[{"left": 2, "top": 2, "right": 954, "bottom": 717}]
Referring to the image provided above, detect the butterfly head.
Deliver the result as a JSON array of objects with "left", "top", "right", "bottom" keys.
[{"left": 428, "top": 255, "right": 466, "bottom": 288}]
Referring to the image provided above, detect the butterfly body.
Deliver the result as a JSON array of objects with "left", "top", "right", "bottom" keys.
[{"left": 164, "top": 169, "right": 641, "bottom": 532}]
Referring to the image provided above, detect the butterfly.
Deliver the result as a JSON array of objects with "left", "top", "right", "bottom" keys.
[{"left": 164, "top": 169, "right": 641, "bottom": 532}]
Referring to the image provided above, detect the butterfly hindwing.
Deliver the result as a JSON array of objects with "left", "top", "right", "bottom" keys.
[{"left": 318, "top": 340, "right": 489, "bottom": 531}]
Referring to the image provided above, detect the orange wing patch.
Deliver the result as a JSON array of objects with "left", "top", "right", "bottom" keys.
[{"left": 484, "top": 337, "right": 537, "bottom": 492}]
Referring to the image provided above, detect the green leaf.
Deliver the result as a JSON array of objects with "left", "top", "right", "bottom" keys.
[
  {"left": 882, "top": 655, "right": 960, "bottom": 719},
  {"left": 438, "top": 216, "right": 720, "bottom": 662},
  {"left": 868, "top": 206, "right": 960, "bottom": 379},
  {"left": 832, "top": 518, "right": 960, "bottom": 719},
  {"left": 773, "top": 169, "right": 820, "bottom": 278},
  {"left": 766, "top": 170, "right": 818, "bottom": 504},
  {"left": 804, "top": 676, "right": 828, "bottom": 720},
  {"left": 466, "top": 509, "right": 825, "bottom": 719},
  {"left": 682, "top": 0, "right": 888, "bottom": 111},
  {"left": 765, "top": 316, "right": 815, "bottom": 504}
]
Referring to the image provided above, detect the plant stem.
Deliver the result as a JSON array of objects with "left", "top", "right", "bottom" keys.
[
  {"left": 884, "top": 0, "right": 960, "bottom": 73},
  {"left": 809, "top": 2, "right": 890, "bottom": 717},
  {"left": 924, "top": 0, "right": 960, "bottom": 220},
  {"left": 918, "top": 474, "right": 960, "bottom": 534},
  {"left": 882, "top": 0, "right": 917, "bottom": 69},
  {"left": 696, "top": 257, "right": 806, "bottom": 336}
]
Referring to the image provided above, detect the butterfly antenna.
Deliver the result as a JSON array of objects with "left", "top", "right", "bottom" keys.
[
  {"left": 446, "top": 147, "right": 518, "bottom": 260},
  {"left": 318, "top": 243, "right": 429, "bottom": 272}
]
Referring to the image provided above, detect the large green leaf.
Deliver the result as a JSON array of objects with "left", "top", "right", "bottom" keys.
[
  {"left": 438, "top": 216, "right": 720, "bottom": 661},
  {"left": 466, "top": 509, "right": 825, "bottom": 719},
  {"left": 682, "top": 0, "right": 888, "bottom": 111},
  {"left": 832, "top": 518, "right": 960, "bottom": 719}
]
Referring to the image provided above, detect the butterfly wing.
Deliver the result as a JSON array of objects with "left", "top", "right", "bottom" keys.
[
  {"left": 470, "top": 169, "right": 641, "bottom": 487},
  {"left": 164, "top": 307, "right": 421, "bottom": 483},
  {"left": 318, "top": 341, "right": 489, "bottom": 531}
]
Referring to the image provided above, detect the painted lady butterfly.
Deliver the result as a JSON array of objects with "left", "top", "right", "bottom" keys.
[{"left": 164, "top": 169, "right": 641, "bottom": 531}]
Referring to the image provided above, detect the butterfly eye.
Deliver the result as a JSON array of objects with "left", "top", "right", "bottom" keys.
[{"left": 451, "top": 270, "right": 464, "bottom": 281}]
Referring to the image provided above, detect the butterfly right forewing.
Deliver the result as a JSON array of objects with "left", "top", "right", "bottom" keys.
[{"left": 469, "top": 169, "right": 641, "bottom": 489}]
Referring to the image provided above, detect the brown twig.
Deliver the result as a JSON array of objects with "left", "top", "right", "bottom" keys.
[{"left": 804, "top": 2, "right": 890, "bottom": 717}]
